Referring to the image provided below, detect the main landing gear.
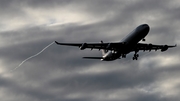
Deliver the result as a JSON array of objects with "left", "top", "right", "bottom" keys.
[{"left": 132, "top": 52, "right": 139, "bottom": 60}]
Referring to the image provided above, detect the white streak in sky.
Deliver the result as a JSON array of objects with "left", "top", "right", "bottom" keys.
[{"left": 10, "top": 41, "right": 55, "bottom": 72}]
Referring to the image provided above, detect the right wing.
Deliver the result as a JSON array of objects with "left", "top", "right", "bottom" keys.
[
  {"left": 134, "top": 43, "right": 177, "bottom": 52},
  {"left": 55, "top": 41, "right": 125, "bottom": 51}
]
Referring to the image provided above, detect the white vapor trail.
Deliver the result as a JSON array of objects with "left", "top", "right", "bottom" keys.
[{"left": 11, "top": 41, "right": 55, "bottom": 72}]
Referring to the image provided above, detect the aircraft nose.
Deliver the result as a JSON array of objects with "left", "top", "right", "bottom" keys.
[
  {"left": 142, "top": 24, "right": 150, "bottom": 33},
  {"left": 142, "top": 24, "right": 150, "bottom": 31},
  {"left": 142, "top": 24, "right": 149, "bottom": 27}
]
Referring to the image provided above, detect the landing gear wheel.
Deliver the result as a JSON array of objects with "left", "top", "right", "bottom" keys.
[
  {"left": 135, "top": 57, "right": 138, "bottom": 60},
  {"left": 133, "top": 53, "right": 139, "bottom": 60},
  {"left": 136, "top": 54, "right": 139, "bottom": 57},
  {"left": 132, "top": 57, "right": 138, "bottom": 60}
]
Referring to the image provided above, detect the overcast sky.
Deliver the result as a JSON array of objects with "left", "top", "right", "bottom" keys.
[{"left": 0, "top": 0, "right": 180, "bottom": 101}]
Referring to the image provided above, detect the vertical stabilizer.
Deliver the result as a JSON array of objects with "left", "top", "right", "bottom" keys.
[{"left": 101, "top": 41, "right": 108, "bottom": 55}]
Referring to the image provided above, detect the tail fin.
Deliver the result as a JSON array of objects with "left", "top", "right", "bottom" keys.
[{"left": 101, "top": 41, "right": 108, "bottom": 55}]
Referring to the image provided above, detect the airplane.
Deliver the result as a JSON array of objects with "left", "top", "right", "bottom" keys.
[{"left": 55, "top": 24, "right": 176, "bottom": 61}]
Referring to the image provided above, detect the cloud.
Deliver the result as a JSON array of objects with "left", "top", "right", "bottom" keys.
[{"left": 0, "top": 0, "right": 179, "bottom": 101}]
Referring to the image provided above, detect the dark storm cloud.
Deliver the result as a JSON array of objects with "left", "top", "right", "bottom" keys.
[
  {"left": 0, "top": 0, "right": 25, "bottom": 18},
  {"left": 0, "top": 77, "right": 89, "bottom": 101},
  {"left": 49, "top": 68, "right": 155, "bottom": 91},
  {"left": 0, "top": 0, "right": 180, "bottom": 101}
]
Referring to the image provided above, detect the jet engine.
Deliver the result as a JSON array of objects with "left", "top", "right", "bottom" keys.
[
  {"left": 80, "top": 43, "right": 87, "bottom": 50},
  {"left": 148, "top": 43, "right": 152, "bottom": 51},
  {"left": 161, "top": 45, "right": 168, "bottom": 52}
]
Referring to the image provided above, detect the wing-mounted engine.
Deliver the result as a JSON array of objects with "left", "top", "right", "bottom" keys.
[
  {"left": 161, "top": 45, "right": 168, "bottom": 52},
  {"left": 80, "top": 43, "right": 87, "bottom": 50},
  {"left": 148, "top": 43, "right": 152, "bottom": 51}
]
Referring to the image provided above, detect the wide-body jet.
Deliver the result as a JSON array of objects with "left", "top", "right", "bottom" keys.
[{"left": 55, "top": 24, "right": 176, "bottom": 61}]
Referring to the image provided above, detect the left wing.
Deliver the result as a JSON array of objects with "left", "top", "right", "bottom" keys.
[
  {"left": 134, "top": 43, "right": 177, "bottom": 52},
  {"left": 55, "top": 41, "right": 125, "bottom": 51},
  {"left": 83, "top": 57, "right": 103, "bottom": 59}
]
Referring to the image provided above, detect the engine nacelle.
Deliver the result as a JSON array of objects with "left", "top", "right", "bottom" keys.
[
  {"left": 80, "top": 43, "right": 87, "bottom": 50},
  {"left": 161, "top": 45, "right": 168, "bottom": 52},
  {"left": 148, "top": 43, "right": 152, "bottom": 48},
  {"left": 148, "top": 43, "right": 152, "bottom": 51}
]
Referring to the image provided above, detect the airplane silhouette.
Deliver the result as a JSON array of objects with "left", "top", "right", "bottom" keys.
[{"left": 55, "top": 24, "right": 176, "bottom": 61}]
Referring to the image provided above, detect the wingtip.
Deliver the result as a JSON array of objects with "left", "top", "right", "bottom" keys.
[{"left": 55, "top": 41, "right": 59, "bottom": 44}]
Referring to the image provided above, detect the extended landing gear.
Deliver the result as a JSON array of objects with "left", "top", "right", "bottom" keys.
[
  {"left": 122, "top": 54, "right": 126, "bottom": 58},
  {"left": 132, "top": 53, "right": 139, "bottom": 60}
]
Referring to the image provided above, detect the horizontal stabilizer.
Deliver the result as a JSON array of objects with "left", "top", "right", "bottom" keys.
[{"left": 83, "top": 57, "right": 103, "bottom": 59}]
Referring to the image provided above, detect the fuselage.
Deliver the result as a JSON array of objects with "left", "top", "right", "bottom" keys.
[{"left": 102, "top": 24, "right": 150, "bottom": 61}]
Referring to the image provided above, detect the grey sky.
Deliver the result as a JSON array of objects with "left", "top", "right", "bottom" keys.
[{"left": 0, "top": 0, "right": 180, "bottom": 101}]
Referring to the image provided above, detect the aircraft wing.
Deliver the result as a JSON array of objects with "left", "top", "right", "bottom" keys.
[
  {"left": 55, "top": 41, "right": 125, "bottom": 50},
  {"left": 83, "top": 57, "right": 103, "bottom": 59},
  {"left": 135, "top": 43, "right": 177, "bottom": 52}
]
